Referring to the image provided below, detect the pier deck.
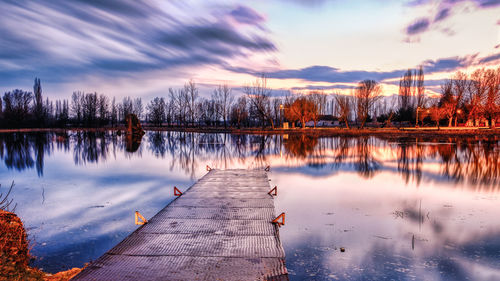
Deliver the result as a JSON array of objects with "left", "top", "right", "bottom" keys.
[{"left": 73, "top": 169, "right": 288, "bottom": 281}]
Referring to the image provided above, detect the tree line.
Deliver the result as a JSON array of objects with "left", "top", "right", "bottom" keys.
[{"left": 1, "top": 66, "right": 499, "bottom": 129}]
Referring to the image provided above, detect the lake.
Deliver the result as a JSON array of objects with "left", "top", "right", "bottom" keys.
[{"left": 0, "top": 131, "right": 499, "bottom": 280}]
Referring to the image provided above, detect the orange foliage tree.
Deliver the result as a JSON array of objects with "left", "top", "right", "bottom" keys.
[{"left": 284, "top": 97, "right": 317, "bottom": 128}]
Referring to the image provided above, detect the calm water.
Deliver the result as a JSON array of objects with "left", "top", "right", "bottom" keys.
[{"left": 0, "top": 131, "right": 499, "bottom": 280}]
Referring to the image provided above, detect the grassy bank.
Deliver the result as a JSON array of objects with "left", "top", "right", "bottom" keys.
[{"left": 0, "top": 126, "right": 499, "bottom": 138}]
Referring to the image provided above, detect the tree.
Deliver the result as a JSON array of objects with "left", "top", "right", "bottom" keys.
[
  {"left": 308, "top": 91, "right": 326, "bottom": 128},
  {"left": 169, "top": 87, "right": 188, "bottom": 126},
  {"left": 467, "top": 68, "right": 488, "bottom": 126},
  {"left": 185, "top": 79, "right": 198, "bottom": 126},
  {"left": 98, "top": 94, "right": 109, "bottom": 126},
  {"left": 122, "top": 97, "right": 133, "bottom": 123},
  {"left": 398, "top": 69, "right": 414, "bottom": 120},
  {"left": 354, "top": 80, "right": 382, "bottom": 129},
  {"left": 416, "top": 66, "right": 426, "bottom": 109},
  {"left": 483, "top": 67, "right": 500, "bottom": 127},
  {"left": 284, "top": 96, "right": 316, "bottom": 128},
  {"left": 230, "top": 96, "right": 248, "bottom": 128},
  {"left": 212, "top": 84, "right": 233, "bottom": 128},
  {"left": 146, "top": 97, "right": 166, "bottom": 127},
  {"left": 82, "top": 92, "right": 98, "bottom": 126},
  {"left": 133, "top": 98, "right": 143, "bottom": 120},
  {"left": 244, "top": 75, "right": 275, "bottom": 129},
  {"left": 439, "top": 79, "right": 455, "bottom": 127},
  {"left": 33, "top": 78, "right": 44, "bottom": 126},
  {"left": 335, "top": 94, "right": 351, "bottom": 129},
  {"left": 429, "top": 105, "right": 444, "bottom": 128},
  {"left": 451, "top": 71, "right": 468, "bottom": 126},
  {"left": 2, "top": 90, "right": 33, "bottom": 127},
  {"left": 71, "top": 91, "right": 83, "bottom": 125},
  {"left": 110, "top": 97, "right": 118, "bottom": 127}
]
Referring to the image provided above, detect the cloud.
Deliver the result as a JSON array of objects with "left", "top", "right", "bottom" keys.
[
  {"left": 434, "top": 8, "right": 451, "bottom": 21},
  {"left": 406, "top": 18, "right": 431, "bottom": 35},
  {"left": 291, "top": 84, "right": 356, "bottom": 91},
  {"left": 477, "top": 0, "right": 500, "bottom": 7},
  {"left": 230, "top": 6, "right": 265, "bottom": 25},
  {"left": 478, "top": 52, "right": 500, "bottom": 63},
  {"left": 421, "top": 56, "right": 471, "bottom": 72},
  {"left": 0, "top": 0, "right": 276, "bottom": 86},
  {"left": 227, "top": 55, "right": 474, "bottom": 84},
  {"left": 404, "top": 0, "right": 500, "bottom": 37}
]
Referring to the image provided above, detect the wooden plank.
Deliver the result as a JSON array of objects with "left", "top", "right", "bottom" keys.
[{"left": 73, "top": 169, "right": 288, "bottom": 281}]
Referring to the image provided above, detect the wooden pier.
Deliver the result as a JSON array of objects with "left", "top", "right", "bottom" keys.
[{"left": 73, "top": 169, "right": 288, "bottom": 281}]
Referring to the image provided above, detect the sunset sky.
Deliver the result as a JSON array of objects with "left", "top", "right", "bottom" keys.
[{"left": 0, "top": 0, "right": 499, "bottom": 100}]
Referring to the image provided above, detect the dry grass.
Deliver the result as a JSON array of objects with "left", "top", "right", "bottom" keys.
[{"left": 0, "top": 210, "right": 83, "bottom": 281}]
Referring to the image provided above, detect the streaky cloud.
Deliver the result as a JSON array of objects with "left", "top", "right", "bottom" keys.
[
  {"left": 406, "top": 18, "right": 430, "bottom": 35},
  {"left": 227, "top": 55, "right": 473, "bottom": 84},
  {"left": 230, "top": 6, "right": 265, "bottom": 25},
  {"left": 0, "top": 0, "right": 276, "bottom": 86}
]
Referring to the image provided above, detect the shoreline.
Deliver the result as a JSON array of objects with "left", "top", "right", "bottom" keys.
[{"left": 0, "top": 126, "right": 499, "bottom": 138}]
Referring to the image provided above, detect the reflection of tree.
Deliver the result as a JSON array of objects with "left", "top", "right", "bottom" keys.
[
  {"left": 354, "top": 137, "right": 380, "bottom": 178},
  {"left": 0, "top": 133, "right": 51, "bottom": 176},
  {"left": 420, "top": 139, "right": 499, "bottom": 188},
  {"left": 284, "top": 134, "right": 318, "bottom": 159},
  {"left": 397, "top": 142, "right": 424, "bottom": 185},
  {"left": 148, "top": 131, "right": 166, "bottom": 157},
  {"left": 72, "top": 131, "right": 115, "bottom": 165},
  {"left": 125, "top": 133, "right": 143, "bottom": 153},
  {"left": 0, "top": 131, "right": 498, "bottom": 187}
]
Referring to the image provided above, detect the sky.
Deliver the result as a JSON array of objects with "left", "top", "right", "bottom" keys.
[{"left": 0, "top": 0, "right": 499, "bottom": 100}]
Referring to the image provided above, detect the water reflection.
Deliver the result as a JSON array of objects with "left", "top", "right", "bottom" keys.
[
  {"left": 0, "top": 131, "right": 499, "bottom": 188},
  {"left": 0, "top": 130, "right": 499, "bottom": 279}
]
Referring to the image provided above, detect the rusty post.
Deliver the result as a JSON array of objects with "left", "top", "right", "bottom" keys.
[
  {"left": 135, "top": 211, "right": 148, "bottom": 225},
  {"left": 268, "top": 186, "right": 277, "bottom": 196},
  {"left": 174, "top": 186, "right": 183, "bottom": 196},
  {"left": 272, "top": 212, "right": 285, "bottom": 227}
]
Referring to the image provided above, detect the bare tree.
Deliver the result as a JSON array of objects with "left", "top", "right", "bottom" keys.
[
  {"left": 334, "top": 94, "right": 351, "bottom": 129},
  {"left": 146, "top": 97, "right": 166, "bottom": 127},
  {"left": 111, "top": 97, "right": 117, "bottom": 127},
  {"left": 439, "top": 79, "right": 455, "bottom": 127},
  {"left": 467, "top": 68, "right": 488, "bottom": 126},
  {"left": 169, "top": 88, "right": 187, "bottom": 126},
  {"left": 33, "top": 77, "right": 44, "bottom": 125},
  {"left": 2, "top": 89, "right": 32, "bottom": 127},
  {"left": 451, "top": 71, "right": 468, "bottom": 126},
  {"left": 308, "top": 91, "right": 327, "bottom": 128},
  {"left": 416, "top": 66, "right": 426, "bottom": 108},
  {"left": 354, "top": 80, "right": 382, "bottom": 129},
  {"left": 71, "top": 91, "right": 83, "bottom": 125},
  {"left": 398, "top": 69, "right": 414, "bottom": 113},
  {"left": 133, "top": 98, "right": 143, "bottom": 120},
  {"left": 185, "top": 79, "right": 198, "bottom": 126},
  {"left": 483, "top": 67, "right": 500, "bottom": 127},
  {"left": 244, "top": 75, "right": 275, "bottom": 129},
  {"left": 212, "top": 84, "right": 234, "bottom": 128},
  {"left": 230, "top": 96, "right": 248, "bottom": 128},
  {"left": 122, "top": 97, "right": 134, "bottom": 122}
]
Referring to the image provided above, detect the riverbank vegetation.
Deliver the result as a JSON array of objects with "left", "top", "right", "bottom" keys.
[
  {"left": 0, "top": 182, "right": 82, "bottom": 280},
  {"left": 1, "top": 66, "right": 499, "bottom": 130}
]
